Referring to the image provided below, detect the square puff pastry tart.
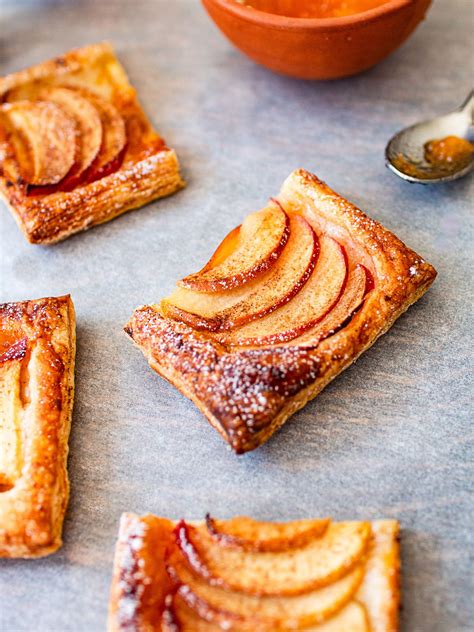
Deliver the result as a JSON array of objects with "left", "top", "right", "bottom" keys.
[
  {"left": 0, "top": 295, "right": 75, "bottom": 558},
  {"left": 109, "top": 513, "right": 401, "bottom": 631},
  {"left": 125, "top": 169, "right": 437, "bottom": 454},
  {"left": 0, "top": 42, "right": 184, "bottom": 244}
]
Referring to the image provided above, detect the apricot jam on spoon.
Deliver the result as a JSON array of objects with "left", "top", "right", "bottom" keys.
[{"left": 386, "top": 90, "right": 474, "bottom": 184}]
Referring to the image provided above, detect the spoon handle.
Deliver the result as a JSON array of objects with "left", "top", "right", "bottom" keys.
[{"left": 461, "top": 89, "right": 474, "bottom": 119}]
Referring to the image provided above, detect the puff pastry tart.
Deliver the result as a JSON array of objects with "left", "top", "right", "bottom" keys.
[
  {"left": 125, "top": 169, "right": 437, "bottom": 453},
  {"left": 0, "top": 42, "right": 184, "bottom": 244},
  {"left": 0, "top": 295, "right": 75, "bottom": 558},
  {"left": 109, "top": 513, "right": 400, "bottom": 631}
]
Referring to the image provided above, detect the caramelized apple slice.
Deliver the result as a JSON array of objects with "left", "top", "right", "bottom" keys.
[
  {"left": 287, "top": 264, "right": 368, "bottom": 347},
  {"left": 221, "top": 235, "right": 347, "bottom": 347},
  {"left": 163, "top": 592, "right": 369, "bottom": 631},
  {"left": 161, "top": 593, "right": 232, "bottom": 631},
  {"left": 0, "top": 101, "right": 75, "bottom": 185},
  {"left": 0, "top": 121, "right": 21, "bottom": 184},
  {"left": 175, "top": 521, "right": 371, "bottom": 596},
  {"left": 168, "top": 546, "right": 364, "bottom": 629},
  {"left": 179, "top": 204, "right": 290, "bottom": 292},
  {"left": 162, "top": 215, "right": 318, "bottom": 331},
  {"left": 205, "top": 515, "right": 330, "bottom": 552},
  {"left": 38, "top": 87, "right": 102, "bottom": 179},
  {"left": 305, "top": 602, "right": 369, "bottom": 631},
  {"left": 78, "top": 89, "right": 126, "bottom": 177}
]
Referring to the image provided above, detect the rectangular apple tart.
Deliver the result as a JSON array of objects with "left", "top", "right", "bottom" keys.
[
  {"left": 0, "top": 295, "right": 75, "bottom": 558},
  {"left": 0, "top": 42, "right": 184, "bottom": 244},
  {"left": 109, "top": 513, "right": 401, "bottom": 631},
  {"left": 125, "top": 169, "right": 437, "bottom": 453}
]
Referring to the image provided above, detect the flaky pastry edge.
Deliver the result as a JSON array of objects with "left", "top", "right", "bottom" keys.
[
  {"left": 125, "top": 169, "right": 437, "bottom": 454},
  {"left": 0, "top": 42, "right": 185, "bottom": 244},
  {"left": 0, "top": 295, "right": 76, "bottom": 558},
  {"left": 108, "top": 513, "right": 401, "bottom": 632}
]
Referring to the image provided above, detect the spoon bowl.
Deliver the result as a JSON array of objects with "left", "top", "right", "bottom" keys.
[{"left": 386, "top": 90, "right": 474, "bottom": 184}]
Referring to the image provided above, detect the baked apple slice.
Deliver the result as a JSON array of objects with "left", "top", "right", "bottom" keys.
[
  {"left": 179, "top": 203, "right": 290, "bottom": 292},
  {"left": 162, "top": 215, "right": 318, "bottom": 331},
  {"left": 306, "top": 602, "right": 369, "bottom": 631},
  {"left": 162, "top": 593, "right": 369, "bottom": 631},
  {"left": 174, "top": 520, "right": 371, "bottom": 596},
  {"left": 77, "top": 89, "right": 126, "bottom": 180},
  {"left": 221, "top": 235, "right": 347, "bottom": 347},
  {"left": 161, "top": 593, "right": 242, "bottom": 631},
  {"left": 287, "top": 264, "right": 369, "bottom": 347},
  {"left": 167, "top": 545, "right": 364, "bottom": 629},
  {"left": 0, "top": 101, "right": 76, "bottom": 185},
  {"left": 37, "top": 87, "right": 103, "bottom": 181},
  {"left": 205, "top": 514, "right": 329, "bottom": 552}
]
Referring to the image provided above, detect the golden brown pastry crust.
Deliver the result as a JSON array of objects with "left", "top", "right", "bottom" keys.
[
  {"left": 0, "top": 42, "right": 184, "bottom": 244},
  {"left": 125, "top": 169, "right": 437, "bottom": 453},
  {"left": 0, "top": 295, "right": 75, "bottom": 558},
  {"left": 108, "top": 514, "right": 400, "bottom": 631}
]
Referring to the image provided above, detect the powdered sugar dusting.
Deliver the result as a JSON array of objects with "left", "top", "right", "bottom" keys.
[
  {"left": 128, "top": 307, "right": 321, "bottom": 453},
  {"left": 117, "top": 516, "right": 148, "bottom": 630}
]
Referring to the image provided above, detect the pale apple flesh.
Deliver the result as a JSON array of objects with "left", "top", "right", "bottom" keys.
[
  {"left": 163, "top": 596, "right": 369, "bottom": 631},
  {"left": 205, "top": 514, "right": 330, "bottom": 552},
  {"left": 79, "top": 90, "right": 126, "bottom": 178},
  {"left": 2, "top": 83, "right": 127, "bottom": 192},
  {"left": 220, "top": 235, "right": 347, "bottom": 347},
  {"left": 180, "top": 204, "right": 290, "bottom": 292},
  {"left": 174, "top": 520, "right": 371, "bottom": 596},
  {"left": 161, "top": 215, "right": 319, "bottom": 332},
  {"left": 166, "top": 544, "right": 364, "bottom": 629},
  {"left": 37, "top": 87, "right": 103, "bottom": 181},
  {"left": 0, "top": 101, "right": 76, "bottom": 185},
  {"left": 163, "top": 517, "right": 374, "bottom": 630},
  {"left": 284, "top": 264, "right": 370, "bottom": 348}
]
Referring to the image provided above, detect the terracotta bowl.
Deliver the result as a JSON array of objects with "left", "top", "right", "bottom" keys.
[{"left": 201, "top": 0, "right": 432, "bottom": 79}]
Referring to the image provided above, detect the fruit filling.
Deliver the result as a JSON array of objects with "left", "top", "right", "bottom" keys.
[
  {"left": 113, "top": 514, "right": 399, "bottom": 631},
  {"left": 0, "top": 81, "right": 150, "bottom": 195},
  {"left": 162, "top": 201, "right": 375, "bottom": 348}
]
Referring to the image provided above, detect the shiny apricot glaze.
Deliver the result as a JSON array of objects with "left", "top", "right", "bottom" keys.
[
  {"left": 237, "top": 0, "right": 393, "bottom": 18},
  {"left": 424, "top": 135, "right": 474, "bottom": 170}
]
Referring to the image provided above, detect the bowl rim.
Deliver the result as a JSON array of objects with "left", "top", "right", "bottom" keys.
[{"left": 203, "top": 0, "right": 416, "bottom": 30}]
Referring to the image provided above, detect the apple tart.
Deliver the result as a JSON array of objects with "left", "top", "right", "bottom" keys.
[
  {"left": 109, "top": 513, "right": 401, "bottom": 631},
  {"left": 0, "top": 295, "right": 75, "bottom": 558},
  {"left": 0, "top": 42, "right": 184, "bottom": 244},
  {"left": 125, "top": 169, "right": 437, "bottom": 453}
]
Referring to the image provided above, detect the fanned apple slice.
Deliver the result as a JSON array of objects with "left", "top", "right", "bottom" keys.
[
  {"left": 162, "top": 215, "right": 318, "bottom": 332},
  {"left": 179, "top": 204, "right": 290, "bottom": 292},
  {"left": 286, "top": 264, "right": 369, "bottom": 348},
  {"left": 161, "top": 593, "right": 247, "bottom": 631},
  {"left": 221, "top": 235, "right": 347, "bottom": 347},
  {"left": 77, "top": 89, "right": 126, "bottom": 178},
  {"left": 304, "top": 602, "right": 369, "bottom": 631},
  {"left": 0, "top": 101, "right": 75, "bottom": 185},
  {"left": 38, "top": 87, "right": 103, "bottom": 179},
  {"left": 0, "top": 121, "right": 22, "bottom": 184},
  {"left": 167, "top": 545, "right": 364, "bottom": 629},
  {"left": 205, "top": 515, "right": 330, "bottom": 552},
  {"left": 174, "top": 520, "right": 371, "bottom": 596}
]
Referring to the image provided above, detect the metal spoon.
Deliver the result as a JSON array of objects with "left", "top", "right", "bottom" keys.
[{"left": 386, "top": 90, "right": 474, "bottom": 184}]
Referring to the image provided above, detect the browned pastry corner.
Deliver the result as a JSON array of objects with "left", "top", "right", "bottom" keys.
[
  {"left": 0, "top": 295, "right": 75, "bottom": 558},
  {"left": 109, "top": 513, "right": 401, "bottom": 631},
  {"left": 125, "top": 169, "right": 437, "bottom": 453},
  {"left": 0, "top": 42, "right": 184, "bottom": 244}
]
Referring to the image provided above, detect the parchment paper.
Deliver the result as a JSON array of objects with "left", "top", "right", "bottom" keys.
[{"left": 0, "top": 1, "right": 472, "bottom": 630}]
